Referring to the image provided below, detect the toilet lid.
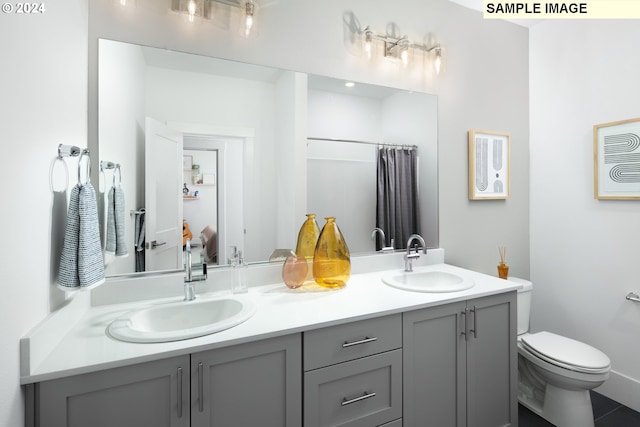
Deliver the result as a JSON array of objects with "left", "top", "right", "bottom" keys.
[{"left": 521, "top": 331, "right": 610, "bottom": 373}]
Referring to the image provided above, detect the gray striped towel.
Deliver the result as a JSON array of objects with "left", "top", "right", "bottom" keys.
[
  {"left": 105, "top": 186, "right": 128, "bottom": 257},
  {"left": 58, "top": 183, "right": 105, "bottom": 291},
  {"left": 134, "top": 210, "right": 145, "bottom": 272}
]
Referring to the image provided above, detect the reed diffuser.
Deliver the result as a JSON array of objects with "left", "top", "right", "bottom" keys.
[{"left": 498, "top": 246, "right": 509, "bottom": 279}]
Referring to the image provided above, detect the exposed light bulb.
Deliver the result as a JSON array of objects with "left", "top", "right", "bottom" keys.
[
  {"left": 188, "top": 0, "right": 197, "bottom": 22},
  {"left": 434, "top": 47, "right": 442, "bottom": 74},
  {"left": 399, "top": 39, "right": 409, "bottom": 67},
  {"left": 244, "top": 1, "right": 255, "bottom": 36},
  {"left": 364, "top": 28, "right": 373, "bottom": 60}
]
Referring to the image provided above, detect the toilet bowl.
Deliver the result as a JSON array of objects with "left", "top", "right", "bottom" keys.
[{"left": 512, "top": 277, "right": 610, "bottom": 427}]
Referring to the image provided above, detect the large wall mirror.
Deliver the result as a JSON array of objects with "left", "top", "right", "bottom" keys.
[{"left": 98, "top": 39, "right": 438, "bottom": 277}]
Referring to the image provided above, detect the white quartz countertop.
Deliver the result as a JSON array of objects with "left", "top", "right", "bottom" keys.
[{"left": 21, "top": 261, "right": 520, "bottom": 384}]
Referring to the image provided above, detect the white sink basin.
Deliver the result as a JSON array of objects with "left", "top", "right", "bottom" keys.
[
  {"left": 107, "top": 296, "right": 255, "bottom": 343},
  {"left": 382, "top": 268, "right": 475, "bottom": 293}
]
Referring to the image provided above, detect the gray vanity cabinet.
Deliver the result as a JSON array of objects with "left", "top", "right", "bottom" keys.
[
  {"left": 32, "top": 333, "right": 301, "bottom": 427},
  {"left": 35, "top": 355, "right": 191, "bottom": 427},
  {"left": 190, "top": 333, "right": 302, "bottom": 427},
  {"left": 403, "top": 292, "right": 517, "bottom": 427}
]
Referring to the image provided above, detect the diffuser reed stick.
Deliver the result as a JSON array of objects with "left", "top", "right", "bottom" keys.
[{"left": 498, "top": 246, "right": 506, "bottom": 264}]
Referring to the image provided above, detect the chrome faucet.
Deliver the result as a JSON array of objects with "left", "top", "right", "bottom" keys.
[
  {"left": 404, "top": 234, "right": 427, "bottom": 272},
  {"left": 184, "top": 238, "right": 207, "bottom": 301},
  {"left": 371, "top": 227, "right": 395, "bottom": 252}
]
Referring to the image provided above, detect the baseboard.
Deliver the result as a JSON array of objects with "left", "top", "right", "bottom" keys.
[{"left": 595, "top": 369, "right": 640, "bottom": 413}]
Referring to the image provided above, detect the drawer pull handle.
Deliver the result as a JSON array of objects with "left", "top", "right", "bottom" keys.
[
  {"left": 341, "top": 391, "right": 377, "bottom": 406},
  {"left": 198, "top": 362, "right": 204, "bottom": 413},
  {"left": 177, "top": 367, "right": 183, "bottom": 418},
  {"left": 342, "top": 336, "right": 378, "bottom": 348}
]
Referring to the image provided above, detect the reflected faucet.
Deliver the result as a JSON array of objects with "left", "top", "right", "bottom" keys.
[
  {"left": 371, "top": 228, "right": 395, "bottom": 252},
  {"left": 184, "top": 238, "right": 207, "bottom": 301},
  {"left": 404, "top": 234, "right": 427, "bottom": 272}
]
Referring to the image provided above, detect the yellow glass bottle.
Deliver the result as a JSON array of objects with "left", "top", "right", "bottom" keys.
[
  {"left": 295, "top": 214, "right": 320, "bottom": 260},
  {"left": 313, "top": 217, "right": 350, "bottom": 289}
]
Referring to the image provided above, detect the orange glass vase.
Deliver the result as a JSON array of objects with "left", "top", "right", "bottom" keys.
[
  {"left": 295, "top": 214, "right": 320, "bottom": 260},
  {"left": 313, "top": 217, "right": 350, "bottom": 289}
]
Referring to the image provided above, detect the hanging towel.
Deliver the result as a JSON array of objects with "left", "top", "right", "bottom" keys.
[
  {"left": 105, "top": 186, "right": 128, "bottom": 257},
  {"left": 134, "top": 209, "right": 145, "bottom": 272},
  {"left": 57, "top": 183, "right": 105, "bottom": 291}
]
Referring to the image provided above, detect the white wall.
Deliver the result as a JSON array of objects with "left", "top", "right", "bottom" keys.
[
  {"left": 2, "top": 0, "right": 530, "bottom": 424},
  {"left": 530, "top": 20, "right": 640, "bottom": 411},
  {"left": 0, "top": 1, "right": 88, "bottom": 425}
]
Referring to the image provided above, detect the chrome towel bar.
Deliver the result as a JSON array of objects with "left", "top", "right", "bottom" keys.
[{"left": 626, "top": 292, "right": 640, "bottom": 303}]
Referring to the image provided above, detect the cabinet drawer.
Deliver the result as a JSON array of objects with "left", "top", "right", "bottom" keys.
[
  {"left": 304, "top": 349, "right": 402, "bottom": 427},
  {"left": 304, "top": 314, "right": 401, "bottom": 370}
]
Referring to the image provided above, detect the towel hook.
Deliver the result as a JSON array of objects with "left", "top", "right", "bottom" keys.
[
  {"left": 78, "top": 149, "right": 91, "bottom": 185},
  {"left": 58, "top": 143, "right": 81, "bottom": 159}
]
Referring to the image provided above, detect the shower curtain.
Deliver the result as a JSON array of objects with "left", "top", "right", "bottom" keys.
[{"left": 376, "top": 147, "right": 420, "bottom": 251}]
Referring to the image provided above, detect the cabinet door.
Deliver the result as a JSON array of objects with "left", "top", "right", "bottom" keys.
[
  {"left": 466, "top": 292, "right": 517, "bottom": 427},
  {"left": 403, "top": 301, "right": 467, "bottom": 427},
  {"left": 191, "top": 333, "right": 302, "bottom": 427},
  {"left": 36, "top": 355, "right": 190, "bottom": 427}
]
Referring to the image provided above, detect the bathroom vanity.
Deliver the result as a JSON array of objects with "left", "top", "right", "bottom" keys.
[{"left": 22, "top": 251, "right": 519, "bottom": 427}]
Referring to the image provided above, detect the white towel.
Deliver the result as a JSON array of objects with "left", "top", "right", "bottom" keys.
[
  {"left": 58, "top": 183, "right": 105, "bottom": 291},
  {"left": 105, "top": 186, "right": 128, "bottom": 257}
]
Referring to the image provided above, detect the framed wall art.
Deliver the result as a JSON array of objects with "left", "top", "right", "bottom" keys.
[
  {"left": 468, "top": 130, "right": 510, "bottom": 200},
  {"left": 594, "top": 118, "right": 640, "bottom": 200}
]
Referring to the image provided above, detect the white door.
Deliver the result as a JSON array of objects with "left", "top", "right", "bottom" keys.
[{"left": 145, "top": 118, "right": 184, "bottom": 271}]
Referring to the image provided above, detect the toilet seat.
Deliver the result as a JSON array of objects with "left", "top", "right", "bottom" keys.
[{"left": 521, "top": 331, "right": 610, "bottom": 374}]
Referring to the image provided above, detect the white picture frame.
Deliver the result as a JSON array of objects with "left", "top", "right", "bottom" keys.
[{"left": 468, "top": 130, "right": 510, "bottom": 200}]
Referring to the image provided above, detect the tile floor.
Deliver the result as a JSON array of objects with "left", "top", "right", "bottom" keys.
[{"left": 519, "top": 391, "right": 640, "bottom": 426}]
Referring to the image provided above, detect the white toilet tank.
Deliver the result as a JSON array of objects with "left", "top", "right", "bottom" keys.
[{"left": 509, "top": 277, "right": 533, "bottom": 335}]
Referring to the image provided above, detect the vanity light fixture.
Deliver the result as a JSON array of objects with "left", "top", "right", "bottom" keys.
[
  {"left": 171, "top": 0, "right": 258, "bottom": 35},
  {"left": 362, "top": 25, "right": 442, "bottom": 74}
]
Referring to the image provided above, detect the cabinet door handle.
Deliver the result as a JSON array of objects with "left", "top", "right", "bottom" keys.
[
  {"left": 461, "top": 307, "right": 469, "bottom": 341},
  {"left": 177, "top": 367, "right": 183, "bottom": 419},
  {"left": 342, "top": 336, "right": 378, "bottom": 348},
  {"left": 470, "top": 306, "right": 478, "bottom": 339},
  {"left": 198, "top": 362, "right": 204, "bottom": 413},
  {"left": 341, "top": 391, "right": 377, "bottom": 406}
]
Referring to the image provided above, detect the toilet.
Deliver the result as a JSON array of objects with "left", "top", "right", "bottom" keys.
[{"left": 513, "top": 277, "right": 610, "bottom": 427}]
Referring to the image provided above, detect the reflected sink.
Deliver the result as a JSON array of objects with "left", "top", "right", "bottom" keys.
[
  {"left": 107, "top": 296, "right": 255, "bottom": 343},
  {"left": 382, "top": 268, "right": 475, "bottom": 293}
]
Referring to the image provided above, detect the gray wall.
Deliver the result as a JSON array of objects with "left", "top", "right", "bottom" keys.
[{"left": 0, "top": 0, "right": 529, "bottom": 424}]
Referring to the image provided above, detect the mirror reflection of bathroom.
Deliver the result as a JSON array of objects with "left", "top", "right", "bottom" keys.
[
  {"left": 182, "top": 135, "right": 243, "bottom": 270},
  {"left": 183, "top": 147, "right": 218, "bottom": 266}
]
